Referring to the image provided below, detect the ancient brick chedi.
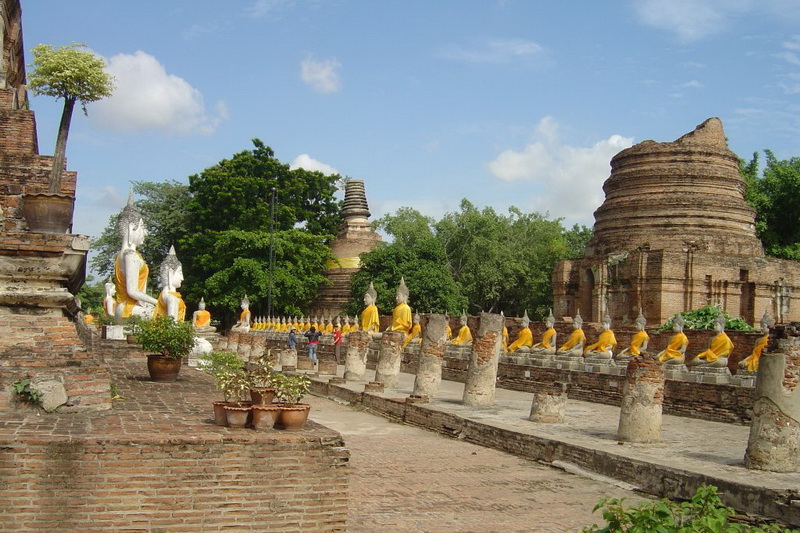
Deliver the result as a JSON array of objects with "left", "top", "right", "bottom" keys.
[
  {"left": 553, "top": 118, "right": 800, "bottom": 326},
  {"left": 309, "top": 179, "right": 381, "bottom": 316}
]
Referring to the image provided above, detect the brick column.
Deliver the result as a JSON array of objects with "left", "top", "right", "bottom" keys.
[
  {"left": 529, "top": 381, "right": 569, "bottom": 423},
  {"left": 344, "top": 330, "right": 370, "bottom": 381},
  {"left": 617, "top": 356, "right": 665, "bottom": 443},
  {"left": 374, "top": 331, "right": 405, "bottom": 389},
  {"left": 462, "top": 312, "right": 502, "bottom": 407},
  {"left": 412, "top": 314, "right": 447, "bottom": 398}
]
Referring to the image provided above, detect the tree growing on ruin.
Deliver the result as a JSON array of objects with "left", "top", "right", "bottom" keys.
[{"left": 27, "top": 42, "right": 114, "bottom": 193}]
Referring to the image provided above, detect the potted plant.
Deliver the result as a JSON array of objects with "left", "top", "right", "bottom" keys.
[
  {"left": 137, "top": 316, "right": 195, "bottom": 382},
  {"left": 24, "top": 43, "right": 114, "bottom": 233},
  {"left": 247, "top": 350, "right": 276, "bottom": 405},
  {"left": 273, "top": 373, "right": 312, "bottom": 430},
  {"left": 198, "top": 350, "right": 245, "bottom": 425},
  {"left": 125, "top": 315, "right": 144, "bottom": 344},
  {"left": 217, "top": 369, "right": 252, "bottom": 428}
]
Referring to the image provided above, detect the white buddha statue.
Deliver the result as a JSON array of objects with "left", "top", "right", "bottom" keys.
[
  {"left": 114, "top": 192, "right": 158, "bottom": 322},
  {"left": 556, "top": 312, "right": 585, "bottom": 357},
  {"left": 231, "top": 295, "right": 252, "bottom": 332},
  {"left": 153, "top": 245, "right": 186, "bottom": 322},
  {"left": 192, "top": 297, "right": 216, "bottom": 334},
  {"left": 531, "top": 309, "right": 557, "bottom": 355},
  {"left": 103, "top": 282, "right": 116, "bottom": 317}
]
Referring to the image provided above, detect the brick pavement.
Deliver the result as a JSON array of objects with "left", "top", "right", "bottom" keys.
[{"left": 309, "top": 396, "right": 647, "bottom": 533}]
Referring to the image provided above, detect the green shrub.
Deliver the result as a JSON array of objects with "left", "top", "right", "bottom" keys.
[
  {"left": 657, "top": 305, "right": 756, "bottom": 333},
  {"left": 137, "top": 316, "right": 195, "bottom": 359},
  {"left": 12, "top": 378, "right": 42, "bottom": 406}
]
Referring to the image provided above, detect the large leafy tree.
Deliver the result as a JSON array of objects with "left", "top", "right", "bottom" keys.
[
  {"left": 28, "top": 43, "right": 114, "bottom": 192},
  {"left": 181, "top": 139, "right": 342, "bottom": 323},
  {"left": 742, "top": 150, "right": 800, "bottom": 260}
]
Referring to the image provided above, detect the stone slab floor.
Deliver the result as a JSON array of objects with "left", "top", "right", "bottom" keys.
[{"left": 308, "top": 394, "right": 647, "bottom": 532}]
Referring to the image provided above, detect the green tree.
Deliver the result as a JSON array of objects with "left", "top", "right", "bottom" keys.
[
  {"left": 76, "top": 275, "right": 105, "bottom": 314},
  {"left": 28, "top": 43, "right": 114, "bottom": 192},
  {"left": 347, "top": 207, "right": 467, "bottom": 316},
  {"left": 742, "top": 150, "right": 800, "bottom": 260}
]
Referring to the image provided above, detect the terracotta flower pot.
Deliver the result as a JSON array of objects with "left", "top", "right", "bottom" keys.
[
  {"left": 146, "top": 354, "right": 182, "bottom": 382},
  {"left": 212, "top": 401, "right": 232, "bottom": 426},
  {"left": 249, "top": 387, "right": 276, "bottom": 405},
  {"left": 278, "top": 403, "right": 311, "bottom": 430},
  {"left": 251, "top": 404, "right": 281, "bottom": 430},
  {"left": 223, "top": 404, "right": 252, "bottom": 428},
  {"left": 21, "top": 192, "right": 75, "bottom": 233}
]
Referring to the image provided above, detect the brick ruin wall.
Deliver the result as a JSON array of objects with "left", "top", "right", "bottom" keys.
[{"left": 0, "top": 433, "right": 349, "bottom": 532}]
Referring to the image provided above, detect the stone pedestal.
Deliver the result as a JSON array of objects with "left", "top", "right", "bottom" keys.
[
  {"left": 364, "top": 381, "right": 384, "bottom": 393},
  {"left": 318, "top": 359, "right": 337, "bottom": 376},
  {"left": 687, "top": 365, "right": 732, "bottom": 384},
  {"left": 226, "top": 331, "right": 241, "bottom": 352},
  {"left": 583, "top": 355, "right": 617, "bottom": 373},
  {"left": 279, "top": 348, "right": 298, "bottom": 370},
  {"left": 553, "top": 354, "right": 584, "bottom": 371},
  {"left": 731, "top": 369, "right": 757, "bottom": 388},
  {"left": 745, "top": 350, "right": 799, "bottom": 472},
  {"left": 446, "top": 345, "right": 472, "bottom": 360},
  {"left": 412, "top": 314, "right": 448, "bottom": 398},
  {"left": 663, "top": 364, "right": 690, "bottom": 381},
  {"left": 528, "top": 352, "right": 555, "bottom": 367},
  {"left": 238, "top": 332, "right": 253, "bottom": 360},
  {"left": 529, "top": 381, "right": 569, "bottom": 423},
  {"left": 344, "top": 330, "right": 370, "bottom": 381},
  {"left": 374, "top": 331, "right": 405, "bottom": 390},
  {"left": 250, "top": 333, "right": 266, "bottom": 360},
  {"left": 102, "top": 325, "right": 125, "bottom": 340},
  {"left": 462, "top": 313, "right": 503, "bottom": 407},
  {"left": 617, "top": 356, "right": 665, "bottom": 443}
]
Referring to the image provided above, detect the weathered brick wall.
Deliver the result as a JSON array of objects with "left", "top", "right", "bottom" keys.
[{"left": 0, "top": 433, "right": 349, "bottom": 532}]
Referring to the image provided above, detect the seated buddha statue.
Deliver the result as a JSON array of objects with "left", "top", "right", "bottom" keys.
[
  {"left": 450, "top": 312, "right": 473, "bottom": 345},
  {"left": 657, "top": 315, "right": 688, "bottom": 365},
  {"left": 103, "top": 282, "right": 117, "bottom": 318},
  {"left": 687, "top": 311, "right": 733, "bottom": 368},
  {"left": 531, "top": 309, "right": 557, "bottom": 355},
  {"left": 584, "top": 314, "right": 617, "bottom": 359},
  {"left": 556, "top": 312, "right": 585, "bottom": 357},
  {"left": 360, "top": 282, "right": 381, "bottom": 334},
  {"left": 113, "top": 193, "right": 158, "bottom": 322},
  {"left": 323, "top": 316, "right": 334, "bottom": 334},
  {"left": 445, "top": 315, "right": 452, "bottom": 341},
  {"left": 508, "top": 310, "right": 534, "bottom": 353},
  {"left": 501, "top": 311, "right": 509, "bottom": 352},
  {"left": 389, "top": 277, "right": 413, "bottom": 335},
  {"left": 616, "top": 310, "right": 649, "bottom": 361},
  {"left": 404, "top": 313, "right": 422, "bottom": 348},
  {"left": 153, "top": 246, "right": 186, "bottom": 322},
  {"left": 231, "top": 295, "right": 252, "bottom": 332},
  {"left": 739, "top": 311, "right": 773, "bottom": 373},
  {"left": 341, "top": 315, "right": 352, "bottom": 335},
  {"left": 192, "top": 297, "right": 216, "bottom": 333}
]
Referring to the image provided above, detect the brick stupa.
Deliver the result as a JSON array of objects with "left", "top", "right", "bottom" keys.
[
  {"left": 553, "top": 118, "right": 800, "bottom": 326},
  {"left": 309, "top": 179, "right": 381, "bottom": 317},
  {"left": 0, "top": 0, "right": 110, "bottom": 411}
]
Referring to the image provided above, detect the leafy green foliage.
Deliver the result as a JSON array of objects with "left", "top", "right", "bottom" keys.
[
  {"left": 76, "top": 275, "right": 105, "bottom": 314},
  {"left": 216, "top": 369, "right": 251, "bottom": 404},
  {"left": 348, "top": 201, "right": 590, "bottom": 317},
  {"left": 272, "top": 373, "right": 311, "bottom": 405},
  {"left": 137, "top": 316, "right": 196, "bottom": 359},
  {"left": 28, "top": 42, "right": 114, "bottom": 110},
  {"left": 657, "top": 305, "right": 756, "bottom": 332},
  {"left": 12, "top": 378, "right": 43, "bottom": 406},
  {"left": 584, "top": 485, "right": 795, "bottom": 532},
  {"left": 247, "top": 351, "right": 275, "bottom": 388},
  {"left": 742, "top": 150, "right": 800, "bottom": 260},
  {"left": 197, "top": 351, "right": 244, "bottom": 379}
]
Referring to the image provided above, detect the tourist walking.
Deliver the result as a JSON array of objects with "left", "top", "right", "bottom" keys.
[{"left": 305, "top": 326, "right": 321, "bottom": 363}]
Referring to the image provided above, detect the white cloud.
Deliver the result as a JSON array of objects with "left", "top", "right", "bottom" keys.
[
  {"left": 487, "top": 117, "right": 634, "bottom": 223},
  {"left": 300, "top": 55, "right": 342, "bottom": 93},
  {"left": 682, "top": 80, "right": 703, "bottom": 88},
  {"left": 634, "top": 0, "right": 750, "bottom": 42},
  {"left": 245, "top": 0, "right": 294, "bottom": 18},
  {"left": 440, "top": 38, "right": 544, "bottom": 64},
  {"left": 91, "top": 51, "right": 226, "bottom": 135},
  {"left": 290, "top": 154, "right": 339, "bottom": 175}
]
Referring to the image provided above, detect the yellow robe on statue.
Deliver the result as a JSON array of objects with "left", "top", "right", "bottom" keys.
[
  {"left": 446, "top": 325, "right": 452, "bottom": 340},
  {"left": 114, "top": 252, "right": 149, "bottom": 319},
  {"left": 508, "top": 327, "right": 533, "bottom": 353},
  {"left": 403, "top": 322, "right": 422, "bottom": 348},
  {"left": 658, "top": 332, "right": 688, "bottom": 362},
  {"left": 502, "top": 326, "right": 509, "bottom": 352},
  {"left": 693, "top": 332, "right": 733, "bottom": 364},
  {"left": 153, "top": 291, "right": 186, "bottom": 321},
  {"left": 558, "top": 328, "right": 585, "bottom": 352},
  {"left": 584, "top": 329, "right": 617, "bottom": 354},
  {"left": 193, "top": 309, "right": 211, "bottom": 328},
  {"left": 628, "top": 330, "right": 649, "bottom": 356},
  {"left": 361, "top": 304, "right": 380, "bottom": 333},
  {"left": 390, "top": 303, "right": 412, "bottom": 334},
  {"left": 536, "top": 328, "right": 556, "bottom": 349},
  {"left": 740, "top": 334, "right": 768, "bottom": 372},
  {"left": 452, "top": 325, "right": 472, "bottom": 345}
]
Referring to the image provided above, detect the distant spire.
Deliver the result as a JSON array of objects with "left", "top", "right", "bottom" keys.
[{"left": 341, "top": 179, "right": 371, "bottom": 220}]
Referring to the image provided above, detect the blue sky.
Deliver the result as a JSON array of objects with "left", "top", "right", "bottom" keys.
[{"left": 20, "top": 1, "right": 800, "bottom": 242}]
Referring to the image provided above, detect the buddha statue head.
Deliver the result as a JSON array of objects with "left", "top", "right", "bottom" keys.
[
  {"left": 759, "top": 310, "right": 774, "bottom": 333},
  {"left": 601, "top": 313, "right": 611, "bottom": 331},
  {"left": 460, "top": 311, "right": 468, "bottom": 326},
  {"left": 117, "top": 191, "right": 146, "bottom": 248},
  {"left": 396, "top": 277, "right": 409, "bottom": 305},
  {"left": 158, "top": 245, "right": 183, "bottom": 290},
  {"left": 364, "top": 282, "right": 377, "bottom": 307},
  {"left": 546, "top": 308, "right": 555, "bottom": 328},
  {"left": 672, "top": 314, "right": 685, "bottom": 332},
  {"left": 573, "top": 312, "right": 583, "bottom": 330},
  {"left": 521, "top": 310, "right": 530, "bottom": 328},
  {"left": 105, "top": 282, "right": 116, "bottom": 298},
  {"left": 413, "top": 313, "right": 420, "bottom": 324},
  {"left": 198, "top": 297, "right": 206, "bottom": 311},
  {"left": 713, "top": 310, "right": 726, "bottom": 333},
  {"left": 241, "top": 295, "right": 250, "bottom": 311},
  {"left": 635, "top": 310, "right": 646, "bottom": 331}
]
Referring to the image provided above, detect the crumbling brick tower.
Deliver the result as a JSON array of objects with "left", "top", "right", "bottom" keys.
[
  {"left": 553, "top": 118, "right": 800, "bottom": 326},
  {"left": 0, "top": 0, "right": 110, "bottom": 411}
]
